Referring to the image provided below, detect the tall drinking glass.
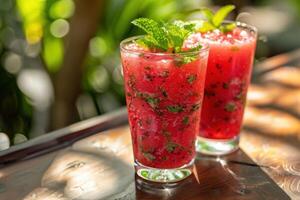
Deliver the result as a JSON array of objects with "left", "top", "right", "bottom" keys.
[
  {"left": 196, "top": 22, "right": 257, "bottom": 155},
  {"left": 120, "top": 36, "right": 209, "bottom": 183}
]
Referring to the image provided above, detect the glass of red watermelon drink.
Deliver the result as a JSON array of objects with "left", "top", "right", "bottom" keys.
[
  {"left": 193, "top": 7, "right": 257, "bottom": 155},
  {"left": 120, "top": 18, "right": 209, "bottom": 183}
]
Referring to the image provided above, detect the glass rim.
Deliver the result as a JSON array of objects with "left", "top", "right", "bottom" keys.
[
  {"left": 227, "top": 20, "right": 258, "bottom": 34},
  {"left": 120, "top": 35, "right": 209, "bottom": 56}
]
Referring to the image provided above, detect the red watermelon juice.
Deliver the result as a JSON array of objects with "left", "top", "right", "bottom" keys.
[
  {"left": 193, "top": 22, "right": 257, "bottom": 155},
  {"left": 120, "top": 36, "right": 208, "bottom": 182}
]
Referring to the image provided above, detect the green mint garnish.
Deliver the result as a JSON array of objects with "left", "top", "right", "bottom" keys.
[
  {"left": 143, "top": 152, "right": 156, "bottom": 161},
  {"left": 225, "top": 102, "right": 236, "bottom": 112},
  {"left": 187, "top": 74, "right": 197, "bottom": 84},
  {"left": 132, "top": 18, "right": 169, "bottom": 50},
  {"left": 167, "top": 105, "right": 184, "bottom": 113},
  {"left": 184, "top": 44, "right": 203, "bottom": 53},
  {"left": 198, "top": 5, "right": 236, "bottom": 33},
  {"left": 146, "top": 96, "right": 159, "bottom": 108},
  {"left": 166, "top": 142, "right": 179, "bottom": 153},
  {"left": 174, "top": 56, "right": 197, "bottom": 67},
  {"left": 132, "top": 18, "right": 200, "bottom": 54},
  {"left": 136, "top": 92, "right": 160, "bottom": 109},
  {"left": 174, "top": 44, "right": 202, "bottom": 67},
  {"left": 182, "top": 116, "right": 189, "bottom": 125}
]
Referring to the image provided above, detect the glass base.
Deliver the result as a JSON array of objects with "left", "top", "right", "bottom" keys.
[
  {"left": 135, "top": 160, "right": 193, "bottom": 183},
  {"left": 196, "top": 136, "right": 239, "bottom": 156}
]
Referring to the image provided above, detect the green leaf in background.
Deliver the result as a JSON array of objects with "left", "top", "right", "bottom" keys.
[
  {"left": 200, "top": 8, "right": 214, "bottom": 23},
  {"left": 49, "top": 0, "right": 75, "bottom": 19},
  {"left": 220, "top": 22, "right": 237, "bottom": 33},
  {"left": 212, "top": 5, "right": 235, "bottom": 27},
  {"left": 198, "top": 21, "right": 215, "bottom": 33},
  {"left": 43, "top": 37, "right": 63, "bottom": 73},
  {"left": 198, "top": 5, "right": 236, "bottom": 33}
]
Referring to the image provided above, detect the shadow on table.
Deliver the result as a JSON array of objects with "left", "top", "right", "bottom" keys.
[
  {"left": 24, "top": 127, "right": 136, "bottom": 200},
  {"left": 241, "top": 51, "right": 300, "bottom": 199}
]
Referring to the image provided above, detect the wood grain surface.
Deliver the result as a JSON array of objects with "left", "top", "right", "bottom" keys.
[
  {"left": 0, "top": 50, "right": 299, "bottom": 199},
  {"left": 0, "top": 126, "right": 290, "bottom": 200}
]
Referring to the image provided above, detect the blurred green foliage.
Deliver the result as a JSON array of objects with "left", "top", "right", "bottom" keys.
[
  {"left": 0, "top": 0, "right": 201, "bottom": 142},
  {"left": 0, "top": 0, "right": 32, "bottom": 141}
]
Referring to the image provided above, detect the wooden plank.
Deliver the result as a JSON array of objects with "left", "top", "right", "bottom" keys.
[
  {"left": 244, "top": 49, "right": 300, "bottom": 199},
  {"left": 0, "top": 125, "right": 289, "bottom": 200}
]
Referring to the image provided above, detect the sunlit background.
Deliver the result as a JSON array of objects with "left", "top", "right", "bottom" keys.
[{"left": 0, "top": 0, "right": 300, "bottom": 148}]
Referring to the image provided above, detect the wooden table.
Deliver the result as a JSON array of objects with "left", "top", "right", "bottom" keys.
[{"left": 0, "top": 50, "right": 299, "bottom": 200}]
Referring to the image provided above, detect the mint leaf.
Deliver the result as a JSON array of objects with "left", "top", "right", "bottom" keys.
[
  {"left": 197, "top": 5, "right": 236, "bottom": 33},
  {"left": 212, "top": 5, "right": 235, "bottom": 27},
  {"left": 165, "top": 23, "right": 186, "bottom": 53},
  {"left": 136, "top": 36, "right": 159, "bottom": 50},
  {"left": 198, "top": 21, "right": 215, "bottom": 33},
  {"left": 136, "top": 92, "right": 159, "bottom": 109},
  {"left": 200, "top": 8, "right": 214, "bottom": 23},
  {"left": 182, "top": 116, "right": 189, "bottom": 125},
  {"left": 132, "top": 18, "right": 199, "bottom": 54},
  {"left": 165, "top": 20, "right": 196, "bottom": 53},
  {"left": 184, "top": 43, "right": 202, "bottom": 53},
  {"left": 175, "top": 55, "right": 197, "bottom": 67},
  {"left": 167, "top": 105, "right": 183, "bottom": 113},
  {"left": 146, "top": 96, "right": 159, "bottom": 109},
  {"left": 183, "top": 22, "right": 197, "bottom": 32},
  {"left": 132, "top": 18, "right": 168, "bottom": 50},
  {"left": 225, "top": 102, "right": 236, "bottom": 112},
  {"left": 143, "top": 152, "right": 156, "bottom": 161},
  {"left": 187, "top": 74, "right": 196, "bottom": 84},
  {"left": 220, "top": 22, "right": 236, "bottom": 33},
  {"left": 166, "top": 142, "right": 179, "bottom": 153}
]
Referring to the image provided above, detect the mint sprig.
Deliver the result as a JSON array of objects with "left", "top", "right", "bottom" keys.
[
  {"left": 132, "top": 18, "right": 169, "bottom": 51},
  {"left": 198, "top": 5, "right": 236, "bottom": 33},
  {"left": 131, "top": 18, "right": 199, "bottom": 53}
]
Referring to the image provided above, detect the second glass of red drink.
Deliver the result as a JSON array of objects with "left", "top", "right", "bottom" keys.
[{"left": 195, "top": 21, "right": 257, "bottom": 155}]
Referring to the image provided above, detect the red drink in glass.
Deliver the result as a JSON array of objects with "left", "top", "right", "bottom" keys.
[
  {"left": 120, "top": 36, "right": 208, "bottom": 182},
  {"left": 194, "top": 22, "right": 257, "bottom": 155}
]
